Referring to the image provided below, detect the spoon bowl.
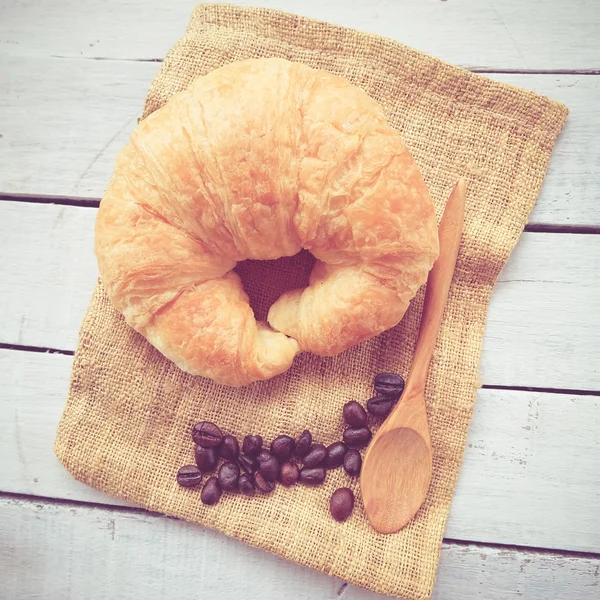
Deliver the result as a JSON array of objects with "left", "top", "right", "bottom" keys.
[
  {"left": 360, "top": 178, "right": 466, "bottom": 534},
  {"left": 361, "top": 427, "right": 431, "bottom": 533}
]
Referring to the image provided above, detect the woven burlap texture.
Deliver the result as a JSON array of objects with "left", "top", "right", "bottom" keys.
[{"left": 55, "top": 4, "right": 568, "bottom": 599}]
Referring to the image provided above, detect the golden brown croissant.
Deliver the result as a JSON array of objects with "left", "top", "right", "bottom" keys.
[{"left": 95, "top": 58, "right": 439, "bottom": 386}]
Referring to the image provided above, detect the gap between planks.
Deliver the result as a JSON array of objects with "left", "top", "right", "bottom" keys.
[
  {"left": 2, "top": 194, "right": 600, "bottom": 235},
  {"left": 2, "top": 490, "right": 600, "bottom": 561},
  {"left": 43, "top": 54, "right": 600, "bottom": 75},
  {"left": 3, "top": 193, "right": 600, "bottom": 239},
  {"left": 482, "top": 384, "right": 600, "bottom": 398},
  {"left": 3, "top": 341, "right": 600, "bottom": 398},
  {"left": 0, "top": 342, "right": 74, "bottom": 356}
]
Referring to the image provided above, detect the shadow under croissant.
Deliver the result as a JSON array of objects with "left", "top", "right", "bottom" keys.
[{"left": 234, "top": 249, "right": 316, "bottom": 322}]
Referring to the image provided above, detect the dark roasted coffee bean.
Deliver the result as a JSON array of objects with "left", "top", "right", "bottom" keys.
[
  {"left": 367, "top": 395, "right": 394, "bottom": 418},
  {"left": 192, "top": 421, "right": 223, "bottom": 447},
  {"left": 201, "top": 476, "right": 222, "bottom": 505},
  {"left": 343, "top": 426, "right": 372, "bottom": 448},
  {"left": 299, "top": 466, "right": 327, "bottom": 486},
  {"left": 239, "top": 473, "right": 255, "bottom": 496},
  {"left": 195, "top": 444, "right": 219, "bottom": 473},
  {"left": 330, "top": 488, "right": 354, "bottom": 522},
  {"left": 258, "top": 453, "right": 280, "bottom": 482},
  {"left": 279, "top": 461, "right": 299, "bottom": 486},
  {"left": 294, "top": 429, "right": 312, "bottom": 458},
  {"left": 374, "top": 373, "right": 405, "bottom": 399},
  {"left": 218, "top": 461, "right": 240, "bottom": 492},
  {"left": 254, "top": 471, "right": 276, "bottom": 493},
  {"left": 176, "top": 465, "right": 203, "bottom": 488},
  {"left": 303, "top": 443, "right": 327, "bottom": 468},
  {"left": 238, "top": 454, "right": 256, "bottom": 474},
  {"left": 270, "top": 435, "right": 295, "bottom": 461},
  {"left": 326, "top": 442, "right": 347, "bottom": 469},
  {"left": 343, "top": 401, "right": 367, "bottom": 427},
  {"left": 343, "top": 449, "right": 362, "bottom": 476},
  {"left": 220, "top": 434, "right": 239, "bottom": 460},
  {"left": 242, "top": 434, "right": 263, "bottom": 457},
  {"left": 256, "top": 449, "right": 271, "bottom": 463}
]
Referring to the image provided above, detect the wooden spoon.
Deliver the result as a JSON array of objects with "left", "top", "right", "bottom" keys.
[{"left": 360, "top": 178, "right": 466, "bottom": 534}]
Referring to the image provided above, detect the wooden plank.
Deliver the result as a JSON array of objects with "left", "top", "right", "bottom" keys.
[
  {"left": 1, "top": 495, "right": 598, "bottom": 600},
  {"left": 2, "top": 349, "right": 599, "bottom": 553},
  {"left": 0, "top": 56, "right": 158, "bottom": 199},
  {"left": 1, "top": 201, "right": 598, "bottom": 390},
  {"left": 490, "top": 73, "right": 600, "bottom": 228},
  {"left": 2, "top": 0, "right": 600, "bottom": 71},
  {"left": 482, "top": 230, "right": 600, "bottom": 390},
  {"left": 0, "top": 202, "right": 98, "bottom": 351},
  {"left": 1, "top": 56, "right": 598, "bottom": 227},
  {"left": 450, "top": 386, "right": 600, "bottom": 552},
  {"left": 0, "top": 350, "right": 132, "bottom": 508}
]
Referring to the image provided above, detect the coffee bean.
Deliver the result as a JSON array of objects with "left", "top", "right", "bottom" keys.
[
  {"left": 343, "top": 401, "right": 367, "bottom": 427},
  {"left": 258, "top": 453, "right": 280, "bottom": 482},
  {"left": 303, "top": 443, "right": 327, "bottom": 468},
  {"left": 325, "top": 442, "right": 347, "bottom": 469},
  {"left": 254, "top": 471, "right": 276, "bottom": 493},
  {"left": 330, "top": 488, "right": 354, "bottom": 522},
  {"left": 220, "top": 434, "right": 239, "bottom": 460},
  {"left": 242, "top": 434, "right": 263, "bottom": 457},
  {"left": 218, "top": 461, "right": 240, "bottom": 492},
  {"left": 238, "top": 454, "right": 256, "bottom": 474},
  {"left": 195, "top": 444, "right": 219, "bottom": 473},
  {"left": 343, "top": 449, "right": 362, "bottom": 476},
  {"left": 176, "top": 465, "right": 203, "bottom": 488},
  {"left": 192, "top": 421, "right": 223, "bottom": 447},
  {"left": 192, "top": 422, "right": 223, "bottom": 449},
  {"left": 295, "top": 430, "right": 312, "bottom": 458},
  {"left": 367, "top": 395, "right": 394, "bottom": 418},
  {"left": 299, "top": 466, "right": 327, "bottom": 486},
  {"left": 239, "top": 473, "right": 255, "bottom": 496},
  {"left": 343, "top": 426, "right": 372, "bottom": 448},
  {"left": 279, "top": 461, "right": 299, "bottom": 486},
  {"left": 256, "top": 449, "right": 271, "bottom": 463},
  {"left": 201, "top": 476, "right": 222, "bottom": 505},
  {"left": 270, "top": 435, "right": 295, "bottom": 461},
  {"left": 374, "top": 373, "right": 405, "bottom": 399}
]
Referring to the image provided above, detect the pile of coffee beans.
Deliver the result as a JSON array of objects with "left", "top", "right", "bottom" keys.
[{"left": 176, "top": 372, "right": 405, "bottom": 523}]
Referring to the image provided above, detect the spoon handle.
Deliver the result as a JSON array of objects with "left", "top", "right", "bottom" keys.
[{"left": 405, "top": 178, "right": 466, "bottom": 396}]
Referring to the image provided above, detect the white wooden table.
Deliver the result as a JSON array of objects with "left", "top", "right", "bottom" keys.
[{"left": 1, "top": 1, "right": 599, "bottom": 598}]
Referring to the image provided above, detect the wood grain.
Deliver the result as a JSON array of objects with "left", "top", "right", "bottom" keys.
[
  {"left": 2, "top": 0, "right": 599, "bottom": 71},
  {"left": 362, "top": 179, "right": 465, "bottom": 533},
  {"left": 1, "top": 495, "right": 598, "bottom": 600},
  {"left": 489, "top": 73, "right": 600, "bottom": 228},
  {"left": 0, "top": 202, "right": 98, "bottom": 351},
  {"left": 0, "top": 56, "right": 158, "bottom": 198},
  {"left": 2, "top": 201, "right": 598, "bottom": 390},
  {"left": 2, "top": 349, "right": 599, "bottom": 553},
  {"left": 0, "top": 58, "right": 599, "bottom": 226}
]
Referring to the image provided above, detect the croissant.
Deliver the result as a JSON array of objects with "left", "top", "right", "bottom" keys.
[{"left": 95, "top": 58, "right": 439, "bottom": 386}]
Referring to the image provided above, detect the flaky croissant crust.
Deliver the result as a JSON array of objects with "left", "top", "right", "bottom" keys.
[{"left": 95, "top": 58, "right": 439, "bottom": 386}]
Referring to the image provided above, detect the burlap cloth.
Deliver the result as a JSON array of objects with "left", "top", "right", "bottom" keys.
[{"left": 55, "top": 4, "right": 568, "bottom": 599}]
